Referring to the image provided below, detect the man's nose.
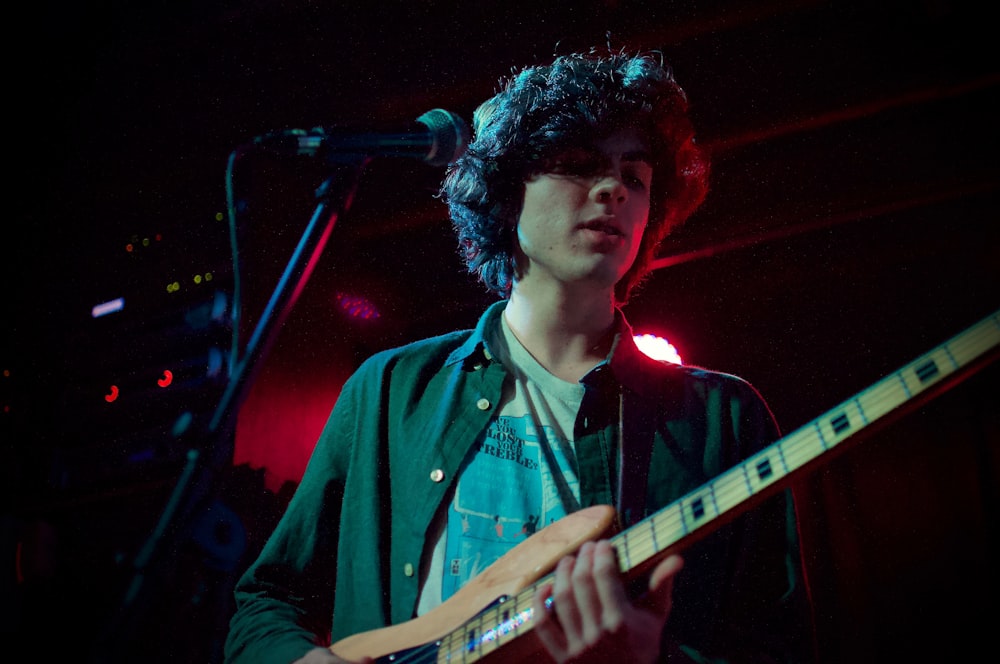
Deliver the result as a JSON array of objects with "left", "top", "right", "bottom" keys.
[{"left": 592, "top": 174, "right": 627, "bottom": 204}]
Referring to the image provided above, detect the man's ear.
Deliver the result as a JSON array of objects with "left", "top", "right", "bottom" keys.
[{"left": 511, "top": 235, "right": 527, "bottom": 284}]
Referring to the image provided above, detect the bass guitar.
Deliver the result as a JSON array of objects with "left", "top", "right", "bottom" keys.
[{"left": 332, "top": 308, "right": 1000, "bottom": 663}]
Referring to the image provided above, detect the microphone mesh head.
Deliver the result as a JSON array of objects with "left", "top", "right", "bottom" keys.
[{"left": 417, "top": 109, "right": 471, "bottom": 166}]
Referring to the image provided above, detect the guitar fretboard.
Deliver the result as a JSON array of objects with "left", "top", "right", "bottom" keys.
[{"left": 614, "top": 309, "right": 1000, "bottom": 573}]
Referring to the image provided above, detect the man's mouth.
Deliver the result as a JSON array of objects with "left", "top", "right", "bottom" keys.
[{"left": 580, "top": 219, "right": 624, "bottom": 237}]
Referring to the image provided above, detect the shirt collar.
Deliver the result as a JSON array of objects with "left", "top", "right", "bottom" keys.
[
  {"left": 447, "top": 300, "right": 676, "bottom": 397},
  {"left": 445, "top": 300, "right": 507, "bottom": 368}
]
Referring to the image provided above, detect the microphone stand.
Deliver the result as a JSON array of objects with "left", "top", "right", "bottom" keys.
[{"left": 91, "top": 157, "right": 370, "bottom": 663}]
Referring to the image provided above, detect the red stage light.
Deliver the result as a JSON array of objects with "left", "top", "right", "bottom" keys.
[{"left": 156, "top": 370, "right": 173, "bottom": 388}]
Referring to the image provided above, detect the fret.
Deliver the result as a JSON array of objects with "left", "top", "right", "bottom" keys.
[
  {"left": 896, "top": 371, "right": 913, "bottom": 400},
  {"left": 477, "top": 598, "right": 515, "bottom": 657},
  {"left": 853, "top": 397, "right": 870, "bottom": 426},
  {"left": 811, "top": 420, "right": 829, "bottom": 450},
  {"left": 775, "top": 437, "right": 791, "bottom": 475},
  {"left": 615, "top": 527, "right": 632, "bottom": 569},
  {"left": 460, "top": 592, "right": 534, "bottom": 661},
  {"left": 713, "top": 466, "right": 753, "bottom": 514},
  {"left": 622, "top": 521, "right": 654, "bottom": 565},
  {"left": 465, "top": 623, "right": 478, "bottom": 657},
  {"left": 615, "top": 520, "right": 639, "bottom": 564},
  {"left": 440, "top": 621, "right": 463, "bottom": 662},
  {"left": 739, "top": 461, "right": 754, "bottom": 497},
  {"left": 651, "top": 503, "right": 685, "bottom": 551},
  {"left": 476, "top": 604, "right": 498, "bottom": 658},
  {"left": 647, "top": 510, "right": 659, "bottom": 554},
  {"left": 671, "top": 494, "right": 690, "bottom": 538},
  {"left": 857, "top": 378, "right": 906, "bottom": 422},
  {"left": 942, "top": 344, "right": 959, "bottom": 371},
  {"left": 781, "top": 428, "right": 820, "bottom": 473}
]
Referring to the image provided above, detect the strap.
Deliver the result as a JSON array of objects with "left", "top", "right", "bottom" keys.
[{"left": 617, "top": 388, "right": 656, "bottom": 529}]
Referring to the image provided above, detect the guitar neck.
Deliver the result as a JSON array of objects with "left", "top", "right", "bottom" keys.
[
  {"left": 427, "top": 308, "right": 1000, "bottom": 663},
  {"left": 613, "top": 308, "right": 1000, "bottom": 576}
]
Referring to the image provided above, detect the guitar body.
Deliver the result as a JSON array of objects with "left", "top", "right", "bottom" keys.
[{"left": 330, "top": 504, "right": 617, "bottom": 662}]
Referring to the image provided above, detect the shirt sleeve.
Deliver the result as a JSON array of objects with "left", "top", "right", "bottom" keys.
[{"left": 224, "top": 371, "right": 361, "bottom": 664}]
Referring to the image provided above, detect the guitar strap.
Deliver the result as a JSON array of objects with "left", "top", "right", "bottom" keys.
[{"left": 617, "top": 387, "right": 656, "bottom": 529}]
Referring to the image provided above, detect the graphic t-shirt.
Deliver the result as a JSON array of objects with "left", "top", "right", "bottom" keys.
[{"left": 416, "top": 315, "right": 590, "bottom": 613}]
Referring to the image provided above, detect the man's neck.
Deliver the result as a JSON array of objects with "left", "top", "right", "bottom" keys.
[{"left": 503, "top": 286, "right": 617, "bottom": 383}]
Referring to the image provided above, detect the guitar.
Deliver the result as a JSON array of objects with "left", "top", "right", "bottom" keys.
[{"left": 331, "top": 308, "right": 1000, "bottom": 663}]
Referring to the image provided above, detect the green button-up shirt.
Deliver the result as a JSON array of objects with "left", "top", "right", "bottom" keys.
[{"left": 226, "top": 301, "right": 814, "bottom": 663}]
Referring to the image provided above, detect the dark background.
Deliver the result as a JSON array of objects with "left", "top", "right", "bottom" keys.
[{"left": 4, "top": 1, "right": 998, "bottom": 662}]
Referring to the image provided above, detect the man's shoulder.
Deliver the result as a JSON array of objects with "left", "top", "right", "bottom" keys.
[
  {"left": 668, "top": 360, "right": 749, "bottom": 385},
  {"left": 651, "top": 358, "right": 767, "bottom": 404},
  {"left": 360, "top": 328, "right": 476, "bottom": 370}
]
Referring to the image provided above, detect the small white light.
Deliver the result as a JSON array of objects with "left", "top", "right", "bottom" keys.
[{"left": 633, "top": 333, "right": 683, "bottom": 365}]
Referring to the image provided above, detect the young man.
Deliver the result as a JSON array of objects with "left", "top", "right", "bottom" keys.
[{"left": 225, "top": 51, "right": 815, "bottom": 664}]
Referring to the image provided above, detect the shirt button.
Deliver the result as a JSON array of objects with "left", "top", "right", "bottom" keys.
[
  {"left": 404, "top": 563, "right": 414, "bottom": 577},
  {"left": 476, "top": 398, "right": 491, "bottom": 410},
  {"left": 429, "top": 468, "right": 445, "bottom": 483}
]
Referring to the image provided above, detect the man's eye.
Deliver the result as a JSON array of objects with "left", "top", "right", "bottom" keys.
[
  {"left": 624, "top": 173, "right": 649, "bottom": 190},
  {"left": 551, "top": 158, "right": 602, "bottom": 176}
]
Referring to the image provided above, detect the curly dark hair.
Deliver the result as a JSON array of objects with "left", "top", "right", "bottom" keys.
[{"left": 440, "top": 50, "right": 710, "bottom": 305}]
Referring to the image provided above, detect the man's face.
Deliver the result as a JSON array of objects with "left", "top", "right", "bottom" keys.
[{"left": 514, "top": 128, "right": 652, "bottom": 295}]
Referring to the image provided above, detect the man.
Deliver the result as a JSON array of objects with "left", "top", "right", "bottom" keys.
[{"left": 225, "top": 50, "right": 815, "bottom": 663}]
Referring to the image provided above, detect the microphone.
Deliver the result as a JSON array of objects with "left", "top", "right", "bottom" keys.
[{"left": 251, "top": 108, "right": 471, "bottom": 167}]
